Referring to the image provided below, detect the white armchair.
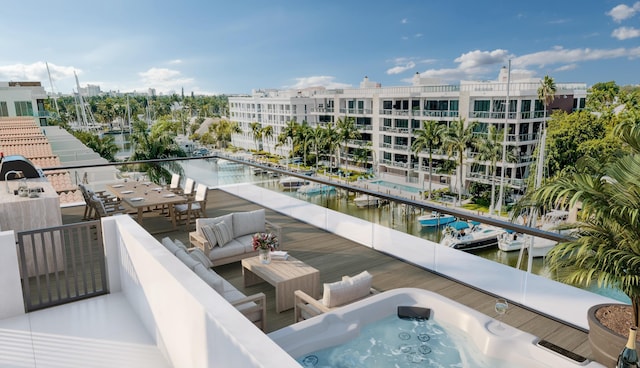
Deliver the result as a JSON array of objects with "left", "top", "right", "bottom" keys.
[{"left": 294, "top": 271, "right": 378, "bottom": 323}]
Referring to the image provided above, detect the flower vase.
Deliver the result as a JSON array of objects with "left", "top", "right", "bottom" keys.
[{"left": 259, "top": 248, "right": 271, "bottom": 264}]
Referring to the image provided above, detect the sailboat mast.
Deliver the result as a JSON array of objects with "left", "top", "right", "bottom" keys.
[
  {"left": 496, "top": 59, "right": 511, "bottom": 216},
  {"left": 74, "top": 71, "right": 89, "bottom": 130},
  {"left": 45, "top": 62, "right": 60, "bottom": 117}
]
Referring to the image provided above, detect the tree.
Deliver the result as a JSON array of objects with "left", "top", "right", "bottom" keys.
[
  {"left": 72, "top": 131, "right": 119, "bottom": 162},
  {"left": 411, "top": 120, "right": 445, "bottom": 199},
  {"left": 261, "top": 125, "right": 273, "bottom": 153},
  {"left": 210, "top": 119, "right": 241, "bottom": 149},
  {"left": 322, "top": 123, "right": 341, "bottom": 169},
  {"left": 336, "top": 117, "right": 361, "bottom": 170},
  {"left": 277, "top": 120, "right": 300, "bottom": 158},
  {"left": 129, "top": 121, "right": 186, "bottom": 183},
  {"left": 443, "top": 118, "right": 476, "bottom": 205},
  {"left": 474, "top": 125, "right": 507, "bottom": 213},
  {"left": 527, "top": 117, "right": 640, "bottom": 329},
  {"left": 249, "top": 122, "right": 262, "bottom": 151}
]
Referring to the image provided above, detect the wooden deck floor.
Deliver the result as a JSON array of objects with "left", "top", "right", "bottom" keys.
[{"left": 61, "top": 188, "right": 593, "bottom": 360}]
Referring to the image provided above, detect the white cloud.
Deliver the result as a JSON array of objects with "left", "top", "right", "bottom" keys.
[
  {"left": 386, "top": 61, "right": 416, "bottom": 75},
  {"left": 513, "top": 46, "right": 640, "bottom": 68},
  {"left": 414, "top": 33, "right": 423, "bottom": 38},
  {"left": 554, "top": 64, "right": 578, "bottom": 72},
  {"left": 454, "top": 49, "right": 510, "bottom": 69},
  {"left": 0, "top": 62, "right": 78, "bottom": 92},
  {"left": 612, "top": 26, "right": 640, "bottom": 40},
  {"left": 137, "top": 67, "right": 194, "bottom": 94},
  {"left": 284, "top": 76, "right": 351, "bottom": 90},
  {"left": 168, "top": 59, "right": 183, "bottom": 65},
  {"left": 401, "top": 18, "right": 408, "bottom": 24},
  {"left": 606, "top": 2, "right": 640, "bottom": 22}
]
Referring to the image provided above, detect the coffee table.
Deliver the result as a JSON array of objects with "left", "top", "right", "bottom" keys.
[{"left": 242, "top": 256, "right": 320, "bottom": 313}]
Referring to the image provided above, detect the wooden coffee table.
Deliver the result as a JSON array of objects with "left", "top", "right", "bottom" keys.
[{"left": 242, "top": 256, "right": 320, "bottom": 313}]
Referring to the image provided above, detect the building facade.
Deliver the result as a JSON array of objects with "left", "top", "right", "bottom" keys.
[
  {"left": 229, "top": 70, "right": 587, "bottom": 200},
  {"left": 0, "top": 81, "right": 50, "bottom": 126}
]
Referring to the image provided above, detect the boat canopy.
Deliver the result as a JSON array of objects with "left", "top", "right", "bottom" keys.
[{"left": 447, "top": 221, "right": 470, "bottom": 231}]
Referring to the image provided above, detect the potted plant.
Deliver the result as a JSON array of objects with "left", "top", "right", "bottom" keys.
[
  {"left": 252, "top": 232, "right": 279, "bottom": 264},
  {"left": 526, "top": 120, "right": 640, "bottom": 367}
]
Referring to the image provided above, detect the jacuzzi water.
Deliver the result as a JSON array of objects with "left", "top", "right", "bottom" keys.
[{"left": 296, "top": 314, "right": 506, "bottom": 368}]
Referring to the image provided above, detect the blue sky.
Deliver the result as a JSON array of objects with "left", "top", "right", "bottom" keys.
[{"left": 1, "top": 0, "right": 639, "bottom": 95}]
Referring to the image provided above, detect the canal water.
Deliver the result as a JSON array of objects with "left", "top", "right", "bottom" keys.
[{"left": 179, "top": 158, "right": 628, "bottom": 302}]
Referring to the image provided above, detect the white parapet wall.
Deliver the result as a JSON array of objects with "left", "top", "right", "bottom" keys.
[
  {"left": 0, "top": 230, "right": 26, "bottom": 319},
  {"left": 221, "top": 183, "right": 617, "bottom": 330},
  {"left": 101, "top": 215, "right": 300, "bottom": 368}
]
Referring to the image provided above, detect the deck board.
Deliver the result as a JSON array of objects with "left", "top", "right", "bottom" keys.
[{"left": 61, "top": 188, "right": 593, "bottom": 359}]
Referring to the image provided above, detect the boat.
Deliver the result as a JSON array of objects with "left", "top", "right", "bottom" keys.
[
  {"left": 440, "top": 221, "right": 505, "bottom": 251},
  {"left": 278, "top": 176, "right": 308, "bottom": 190},
  {"left": 297, "top": 183, "right": 335, "bottom": 195},
  {"left": 497, "top": 232, "right": 557, "bottom": 257},
  {"left": 417, "top": 211, "right": 456, "bottom": 227},
  {"left": 497, "top": 211, "right": 568, "bottom": 256},
  {"left": 353, "top": 194, "right": 379, "bottom": 208}
]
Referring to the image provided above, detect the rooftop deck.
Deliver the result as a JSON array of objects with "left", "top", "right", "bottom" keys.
[{"left": 61, "top": 188, "right": 593, "bottom": 359}]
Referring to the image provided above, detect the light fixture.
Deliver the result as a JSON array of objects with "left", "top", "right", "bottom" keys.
[{"left": 5, "top": 170, "right": 24, "bottom": 193}]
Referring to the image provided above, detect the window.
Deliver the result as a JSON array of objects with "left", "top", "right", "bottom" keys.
[
  {"left": 383, "top": 100, "right": 393, "bottom": 110},
  {"left": 449, "top": 100, "right": 459, "bottom": 111},
  {"left": 521, "top": 100, "right": 531, "bottom": 112},
  {"left": 0, "top": 102, "right": 8, "bottom": 117},
  {"left": 395, "top": 119, "right": 408, "bottom": 128},
  {"left": 14, "top": 101, "right": 33, "bottom": 116},
  {"left": 383, "top": 136, "right": 392, "bottom": 144},
  {"left": 383, "top": 118, "right": 392, "bottom": 127},
  {"left": 473, "top": 100, "right": 490, "bottom": 112},
  {"left": 492, "top": 100, "right": 505, "bottom": 112},
  {"left": 411, "top": 119, "right": 420, "bottom": 129}
]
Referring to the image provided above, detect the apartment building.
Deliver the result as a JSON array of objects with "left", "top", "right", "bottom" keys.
[
  {"left": 229, "top": 69, "right": 587, "bottom": 198},
  {"left": 0, "top": 81, "right": 50, "bottom": 126}
]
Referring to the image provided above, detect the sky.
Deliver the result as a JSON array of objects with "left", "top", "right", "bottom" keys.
[{"left": 1, "top": 0, "right": 639, "bottom": 96}]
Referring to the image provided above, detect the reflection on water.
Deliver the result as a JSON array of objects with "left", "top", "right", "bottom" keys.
[{"left": 180, "top": 158, "right": 626, "bottom": 302}]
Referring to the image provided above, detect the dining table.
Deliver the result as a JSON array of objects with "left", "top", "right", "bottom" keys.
[{"left": 105, "top": 181, "right": 187, "bottom": 229}]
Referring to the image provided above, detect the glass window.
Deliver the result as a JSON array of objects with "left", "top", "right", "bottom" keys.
[
  {"left": 396, "top": 119, "right": 408, "bottom": 128},
  {"left": 449, "top": 100, "right": 459, "bottom": 111},
  {"left": 493, "top": 100, "right": 505, "bottom": 112},
  {"left": 14, "top": 101, "right": 33, "bottom": 116},
  {"left": 0, "top": 102, "right": 8, "bottom": 117},
  {"left": 521, "top": 100, "right": 531, "bottom": 112},
  {"left": 383, "top": 135, "right": 392, "bottom": 144},
  {"left": 383, "top": 100, "right": 393, "bottom": 110},
  {"left": 438, "top": 100, "right": 448, "bottom": 111},
  {"left": 383, "top": 118, "right": 392, "bottom": 127},
  {"left": 473, "top": 100, "right": 490, "bottom": 112}
]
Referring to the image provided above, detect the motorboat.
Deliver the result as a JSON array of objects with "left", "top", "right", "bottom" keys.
[
  {"left": 278, "top": 176, "right": 308, "bottom": 190},
  {"left": 440, "top": 221, "right": 505, "bottom": 251},
  {"left": 297, "top": 183, "right": 335, "bottom": 195},
  {"left": 353, "top": 194, "right": 379, "bottom": 208},
  {"left": 497, "top": 232, "right": 556, "bottom": 257},
  {"left": 497, "top": 210, "right": 568, "bottom": 256},
  {"left": 417, "top": 211, "right": 456, "bottom": 227}
]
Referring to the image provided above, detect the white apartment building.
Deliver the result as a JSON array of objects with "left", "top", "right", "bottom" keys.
[
  {"left": 0, "top": 81, "right": 50, "bottom": 126},
  {"left": 229, "top": 69, "right": 587, "bottom": 198}
]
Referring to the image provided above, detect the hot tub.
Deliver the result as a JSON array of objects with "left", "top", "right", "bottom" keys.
[{"left": 269, "top": 288, "right": 604, "bottom": 367}]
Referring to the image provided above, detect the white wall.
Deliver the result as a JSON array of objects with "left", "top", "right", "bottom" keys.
[
  {"left": 101, "top": 215, "right": 300, "bottom": 368},
  {"left": 0, "top": 230, "right": 25, "bottom": 319}
]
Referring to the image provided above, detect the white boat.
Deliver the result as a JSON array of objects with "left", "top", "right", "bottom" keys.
[
  {"left": 278, "top": 176, "right": 308, "bottom": 190},
  {"left": 297, "top": 183, "right": 335, "bottom": 195},
  {"left": 417, "top": 211, "right": 456, "bottom": 227},
  {"left": 497, "top": 232, "right": 557, "bottom": 257},
  {"left": 440, "top": 221, "right": 505, "bottom": 251},
  {"left": 353, "top": 194, "right": 379, "bottom": 208}
]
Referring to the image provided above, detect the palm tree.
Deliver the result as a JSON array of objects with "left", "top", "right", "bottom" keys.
[
  {"left": 249, "top": 122, "right": 262, "bottom": 151},
  {"left": 129, "top": 121, "right": 186, "bottom": 183},
  {"left": 527, "top": 118, "right": 640, "bottom": 329},
  {"left": 411, "top": 120, "right": 445, "bottom": 199},
  {"left": 336, "top": 117, "right": 361, "bottom": 171},
  {"left": 474, "top": 125, "right": 506, "bottom": 214},
  {"left": 443, "top": 118, "right": 476, "bottom": 205},
  {"left": 277, "top": 120, "right": 300, "bottom": 159},
  {"left": 210, "top": 119, "right": 241, "bottom": 149},
  {"left": 322, "top": 123, "right": 341, "bottom": 170},
  {"left": 261, "top": 125, "right": 273, "bottom": 154}
]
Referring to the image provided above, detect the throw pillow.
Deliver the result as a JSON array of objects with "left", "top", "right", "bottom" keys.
[
  {"left": 161, "top": 237, "right": 180, "bottom": 254},
  {"left": 190, "top": 247, "right": 213, "bottom": 268},
  {"left": 201, "top": 224, "right": 218, "bottom": 249},
  {"left": 212, "top": 221, "right": 233, "bottom": 247},
  {"left": 175, "top": 248, "right": 201, "bottom": 270},
  {"left": 322, "top": 279, "right": 354, "bottom": 308},
  {"left": 347, "top": 271, "right": 372, "bottom": 301},
  {"left": 174, "top": 238, "right": 188, "bottom": 252}
]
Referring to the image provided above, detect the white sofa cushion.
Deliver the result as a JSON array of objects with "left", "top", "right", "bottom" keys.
[
  {"left": 193, "top": 264, "right": 224, "bottom": 294},
  {"left": 190, "top": 247, "right": 213, "bottom": 268},
  {"left": 322, "top": 271, "right": 372, "bottom": 308},
  {"left": 232, "top": 209, "right": 266, "bottom": 238},
  {"left": 175, "top": 248, "right": 201, "bottom": 270},
  {"left": 161, "top": 237, "right": 180, "bottom": 254},
  {"left": 208, "top": 239, "right": 246, "bottom": 260}
]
